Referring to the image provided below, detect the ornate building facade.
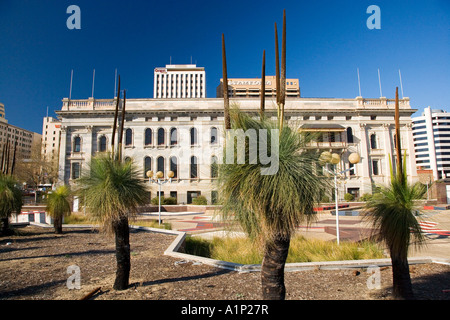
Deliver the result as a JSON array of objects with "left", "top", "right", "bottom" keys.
[{"left": 56, "top": 96, "right": 418, "bottom": 204}]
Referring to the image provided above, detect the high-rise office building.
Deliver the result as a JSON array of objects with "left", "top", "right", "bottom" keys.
[
  {"left": 412, "top": 106, "right": 450, "bottom": 180},
  {"left": 153, "top": 64, "right": 206, "bottom": 99}
]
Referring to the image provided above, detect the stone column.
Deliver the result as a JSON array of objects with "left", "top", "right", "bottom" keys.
[
  {"left": 84, "top": 126, "right": 94, "bottom": 166},
  {"left": 405, "top": 122, "right": 419, "bottom": 183},
  {"left": 382, "top": 123, "right": 393, "bottom": 181},
  {"left": 57, "top": 126, "right": 68, "bottom": 185},
  {"left": 358, "top": 123, "right": 371, "bottom": 194}
]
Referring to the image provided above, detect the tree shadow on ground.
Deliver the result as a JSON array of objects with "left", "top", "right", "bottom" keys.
[
  {"left": 412, "top": 268, "right": 450, "bottom": 300},
  {"left": 0, "top": 279, "right": 67, "bottom": 299},
  {"left": 0, "top": 249, "right": 115, "bottom": 262},
  {"left": 139, "top": 268, "right": 233, "bottom": 287}
]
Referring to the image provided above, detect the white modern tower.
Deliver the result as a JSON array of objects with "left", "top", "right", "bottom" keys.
[
  {"left": 153, "top": 64, "right": 206, "bottom": 99},
  {"left": 412, "top": 106, "right": 450, "bottom": 180}
]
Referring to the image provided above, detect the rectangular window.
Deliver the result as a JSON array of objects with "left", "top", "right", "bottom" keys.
[
  {"left": 72, "top": 162, "right": 81, "bottom": 180},
  {"left": 372, "top": 160, "right": 379, "bottom": 176},
  {"left": 211, "top": 191, "right": 218, "bottom": 204}
]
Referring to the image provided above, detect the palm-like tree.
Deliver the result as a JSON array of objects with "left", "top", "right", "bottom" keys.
[
  {"left": 363, "top": 159, "right": 426, "bottom": 299},
  {"left": 0, "top": 173, "right": 23, "bottom": 236},
  {"left": 219, "top": 109, "right": 325, "bottom": 300},
  {"left": 364, "top": 87, "right": 427, "bottom": 300},
  {"left": 46, "top": 185, "right": 71, "bottom": 234},
  {"left": 76, "top": 154, "right": 148, "bottom": 290}
]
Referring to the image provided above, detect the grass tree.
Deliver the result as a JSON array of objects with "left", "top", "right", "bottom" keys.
[
  {"left": 363, "top": 88, "right": 427, "bottom": 299},
  {"left": 0, "top": 173, "right": 23, "bottom": 236},
  {"left": 46, "top": 185, "right": 72, "bottom": 234},
  {"left": 219, "top": 10, "right": 324, "bottom": 300},
  {"left": 76, "top": 79, "right": 147, "bottom": 290},
  {"left": 77, "top": 154, "right": 148, "bottom": 290},
  {"left": 218, "top": 109, "right": 324, "bottom": 300},
  {"left": 363, "top": 158, "right": 426, "bottom": 299}
]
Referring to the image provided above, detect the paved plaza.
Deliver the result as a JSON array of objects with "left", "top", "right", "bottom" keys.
[{"left": 140, "top": 206, "right": 450, "bottom": 261}]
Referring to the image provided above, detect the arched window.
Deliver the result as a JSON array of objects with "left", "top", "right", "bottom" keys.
[
  {"left": 190, "top": 127, "right": 197, "bottom": 146},
  {"left": 125, "top": 129, "right": 133, "bottom": 146},
  {"left": 99, "top": 136, "right": 107, "bottom": 152},
  {"left": 73, "top": 136, "right": 81, "bottom": 153},
  {"left": 211, "top": 155, "right": 218, "bottom": 178},
  {"left": 144, "top": 157, "right": 152, "bottom": 178},
  {"left": 144, "top": 128, "right": 152, "bottom": 146},
  {"left": 170, "top": 128, "right": 178, "bottom": 146},
  {"left": 170, "top": 156, "right": 178, "bottom": 178},
  {"left": 157, "top": 128, "right": 165, "bottom": 146},
  {"left": 157, "top": 156, "right": 165, "bottom": 176},
  {"left": 370, "top": 133, "right": 377, "bottom": 149},
  {"left": 190, "top": 156, "right": 198, "bottom": 178},
  {"left": 346, "top": 127, "right": 354, "bottom": 144},
  {"left": 211, "top": 127, "right": 218, "bottom": 144}
]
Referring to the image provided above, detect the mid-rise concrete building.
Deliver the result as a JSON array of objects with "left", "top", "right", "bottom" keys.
[
  {"left": 0, "top": 102, "right": 41, "bottom": 160},
  {"left": 42, "top": 117, "right": 61, "bottom": 162},
  {"left": 216, "top": 76, "right": 300, "bottom": 98}
]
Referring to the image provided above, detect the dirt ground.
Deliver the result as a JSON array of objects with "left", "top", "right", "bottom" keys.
[{"left": 0, "top": 226, "right": 449, "bottom": 301}]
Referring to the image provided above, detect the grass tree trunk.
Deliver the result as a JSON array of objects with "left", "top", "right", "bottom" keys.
[
  {"left": 261, "top": 234, "right": 291, "bottom": 300},
  {"left": 53, "top": 215, "right": 63, "bottom": 234},
  {"left": 1, "top": 217, "right": 10, "bottom": 236},
  {"left": 390, "top": 250, "right": 414, "bottom": 299},
  {"left": 113, "top": 215, "right": 131, "bottom": 290}
]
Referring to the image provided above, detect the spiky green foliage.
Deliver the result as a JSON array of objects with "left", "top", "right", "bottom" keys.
[
  {"left": 0, "top": 173, "right": 22, "bottom": 217},
  {"left": 46, "top": 185, "right": 72, "bottom": 233},
  {"left": 218, "top": 108, "right": 326, "bottom": 241},
  {"left": 0, "top": 173, "right": 22, "bottom": 235},
  {"left": 363, "top": 172, "right": 427, "bottom": 261},
  {"left": 76, "top": 154, "right": 148, "bottom": 233},
  {"left": 46, "top": 185, "right": 71, "bottom": 219}
]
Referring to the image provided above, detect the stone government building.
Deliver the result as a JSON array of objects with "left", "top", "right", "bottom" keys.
[{"left": 56, "top": 90, "right": 418, "bottom": 205}]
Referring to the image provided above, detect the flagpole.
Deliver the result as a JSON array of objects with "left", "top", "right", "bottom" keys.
[
  {"left": 378, "top": 68, "right": 383, "bottom": 97},
  {"left": 357, "top": 68, "right": 362, "bottom": 96},
  {"left": 92, "top": 69, "right": 96, "bottom": 98},
  {"left": 114, "top": 68, "right": 117, "bottom": 97},
  {"left": 399, "top": 69, "right": 404, "bottom": 98},
  {"left": 69, "top": 69, "right": 73, "bottom": 100}
]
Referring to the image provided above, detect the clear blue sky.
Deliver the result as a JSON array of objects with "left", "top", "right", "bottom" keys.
[{"left": 0, "top": 0, "right": 449, "bottom": 134}]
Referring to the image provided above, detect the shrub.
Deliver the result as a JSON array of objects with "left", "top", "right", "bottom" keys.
[
  {"left": 184, "top": 235, "right": 384, "bottom": 264},
  {"left": 321, "top": 195, "right": 330, "bottom": 203},
  {"left": 192, "top": 195, "right": 207, "bottom": 205},
  {"left": 344, "top": 193, "right": 354, "bottom": 201},
  {"left": 151, "top": 196, "right": 177, "bottom": 205},
  {"left": 360, "top": 193, "right": 373, "bottom": 202}
]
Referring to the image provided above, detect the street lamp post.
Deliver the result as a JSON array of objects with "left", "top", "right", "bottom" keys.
[
  {"left": 320, "top": 151, "right": 361, "bottom": 245},
  {"left": 146, "top": 170, "right": 174, "bottom": 225}
]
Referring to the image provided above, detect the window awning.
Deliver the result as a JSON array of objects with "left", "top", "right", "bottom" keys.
[{"left": 299, "top": 124, "right": 346, "bottom": 132}]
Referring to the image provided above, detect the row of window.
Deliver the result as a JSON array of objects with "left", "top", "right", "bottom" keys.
[
  {"left": 71, "top": 155, "right": 219, "bottom": 180},
  {"left": 72, "top": 127, "right": 219, "bottom": 153}
]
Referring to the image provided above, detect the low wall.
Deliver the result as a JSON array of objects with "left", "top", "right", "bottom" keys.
[
  {"left": 10, "top": 210, "right": 52, "bottom": 225},
  {"left": 137, "top": 204, "right": 220, "bottom": 213}
]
